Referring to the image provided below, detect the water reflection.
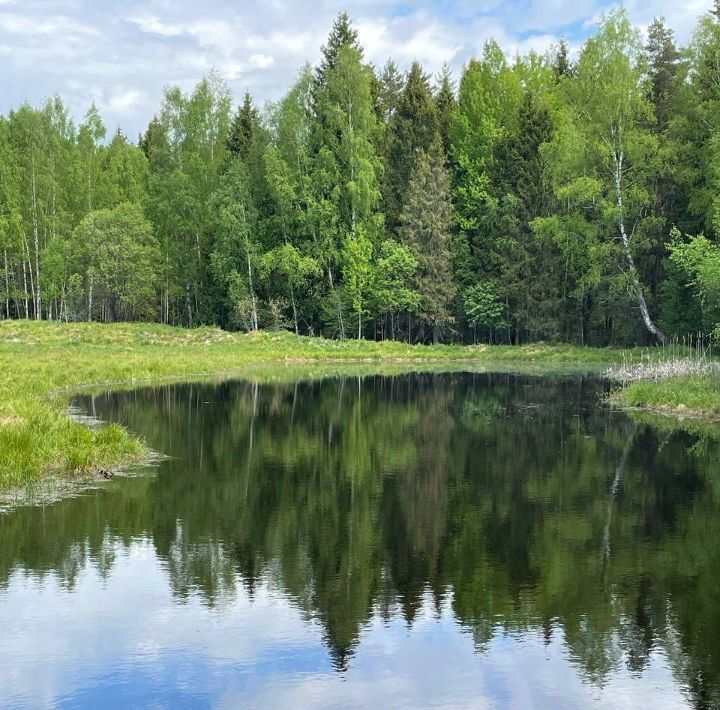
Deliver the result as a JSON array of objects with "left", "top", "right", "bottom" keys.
[{"left": 1, "top": 372, "right": 719, "bottom": 708}]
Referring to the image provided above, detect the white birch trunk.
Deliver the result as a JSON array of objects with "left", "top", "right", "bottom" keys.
[
  {"left": 3, "top": 250, "right": 9, "bottom": 319},
  {"left": 88, "top": 273, "right": 93, "bottom": 322},
  {"left": 30, "top": 156, "right": 41, "bottom": 320},
  {"left": 613, "top": 149, "right": 668, "bottom": 345}
]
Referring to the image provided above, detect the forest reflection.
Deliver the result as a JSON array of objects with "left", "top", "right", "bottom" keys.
[{"left": 2, "top": 373, "right": 719, "bottom": 707}]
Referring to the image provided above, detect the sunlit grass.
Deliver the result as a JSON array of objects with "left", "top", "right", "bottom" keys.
[
  {"left": 0, "top": 320, "right": 642, "bottom": 488},
  {"left": 618, "top": 377, "right": 720, "bottom": 417}
]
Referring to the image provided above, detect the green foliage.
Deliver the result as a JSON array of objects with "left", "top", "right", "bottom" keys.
[
  {"left": 72, "top": 203, "right": 159, "bottom": 321},
  {"left": 384, "top": 61, "right": 437, "bottom": 229},
  {"left": 228, "top": 92, "right": 261, "bottom": 160},
  {"left": 669, "top": 228, "right": 720, "bottom": 331},
  {"left": 463, "top": 282, "right": 506, "bottom": 334},
  {"left": 398, "top": 141, "right": 456, "bottom": 342},
  {"left": 371, "top": 240, "right": 419, "bottom": 320},
  {"left": 0, "top": 8, "right": 719, "bottom": 351},
  {"left": 210, "top": 159, "right": 259, "bottom": 329},
  {"left": 342, "top": 229, "right": 374, "bottom": 338}
]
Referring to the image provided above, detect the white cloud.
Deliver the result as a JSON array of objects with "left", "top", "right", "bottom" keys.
[
  {"left": 249, "top": 53, "right": 274, "bottom": 69},
  {"left": 0, "top": 543, "right": 691, "bottom": 707},
  {"left": 106, "top": 89, "right": 144, "bottom": 114},
  {"left": 0, "top": 0, "right": 716, "bottom": 137}
]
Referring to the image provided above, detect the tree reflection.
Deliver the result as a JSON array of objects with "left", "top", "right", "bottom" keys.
[{"left": 1, "top": 373, "right": 719, "bottom": 705}]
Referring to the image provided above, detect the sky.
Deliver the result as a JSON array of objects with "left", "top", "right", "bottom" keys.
[{"left": 0, "top": 0, "right": 715, "bottom": 138}]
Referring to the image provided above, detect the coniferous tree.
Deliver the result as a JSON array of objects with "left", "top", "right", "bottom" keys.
[
  {"left": 646, "top": 19, "right": 681, "bottom": 134},
  {"left": 2, "top": 8, "right": 720, "bottom": 343},
  {"left": 228, "top": 92, "right": 261, "bottom": 160},
  {"left": 313, "top": 11, "right": 360, "bottom": 105},
  {"left": 377, "top": 59, "right": 405, "bottom": 125},
  {"left": 384, "top": 62, "right": 438, "bottom": 230},
  {"left": 552, "top": 39, "right": 574, "bottom": 79},
  {"left": 309, "top": 14, "right": 382, "bottom": 337},
  {"left": 398, "top": 140, "right": 456, "bottom": 343},
  {"left": 495, "top": 91, "right": 558, "bottom": 341},
  {"left": 434, "top": 64, "right": 456, "bottom": 159}
]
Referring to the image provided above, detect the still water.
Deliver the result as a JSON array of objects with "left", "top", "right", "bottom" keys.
[{"left": 1, "top": 372, "right": 719, "bottom": 708}]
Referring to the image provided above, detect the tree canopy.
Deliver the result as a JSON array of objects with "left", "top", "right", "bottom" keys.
[{"left": 1, "top": 9, "right": 719, "bottom": 345}]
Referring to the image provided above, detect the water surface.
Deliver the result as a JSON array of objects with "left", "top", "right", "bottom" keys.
[{"left": 1, "top": 372, "right": 719, "bottom": 708}]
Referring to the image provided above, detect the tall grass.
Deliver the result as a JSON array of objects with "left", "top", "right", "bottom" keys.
[
  {"left": 605, "top": 333, "right": 718, "bottom": 384},
  {"left": 606, "top": 333, "right": 720, "bottom": 417}
]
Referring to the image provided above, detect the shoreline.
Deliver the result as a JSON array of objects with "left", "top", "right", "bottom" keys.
[{"left": 1, "top": 319, "right": 717, "bottom": 490}]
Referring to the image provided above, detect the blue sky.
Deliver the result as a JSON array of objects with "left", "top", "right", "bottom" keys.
[{"left": 0, "top": 0, "right": 714, "bottom": 137}]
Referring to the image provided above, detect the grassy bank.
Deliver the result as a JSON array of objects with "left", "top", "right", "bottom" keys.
[
  {"left": 616, "top": 377, "right": 720, "bottom": 418},
  {"left": 605, "top": 354, "right": 720, "bottom": 419},
  {"left": 0, "top": 320, "right": 641, "bottom": 488}
]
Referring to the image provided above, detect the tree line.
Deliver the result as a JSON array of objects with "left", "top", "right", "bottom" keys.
[{"left": 2, "top": 7, "right": 720, "bottom": 345}]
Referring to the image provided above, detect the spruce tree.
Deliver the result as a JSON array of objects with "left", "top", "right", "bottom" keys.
[
  {"left": 552, "top": 39, "right": 574, "bottom": 79},
  {"left": 377, "top": 59, "right": 405, "bottom": 125},
  {"left": 434, "top": 64, "right": 456, "bottom": 159},
  {"left": 314, "top": 12, "right": 360, "bottom": 90},
  {"left": 228, "top": 92, "right": 260, "bottom": 160},
  {"left": 384, "top": 61, "right": 438, "bottom": 230},
  {"left": 646, "top": 18, "right": 681, "bottom": 133},
  {"left": 397, "top": 140, "right": 456, "bottom": 343},
  {"left": 494, "top": 92, "right": 558, "bottom": 341}
]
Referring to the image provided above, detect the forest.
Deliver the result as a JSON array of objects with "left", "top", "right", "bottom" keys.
[{"left": 2, "top": 7, "right": 720, "bottom": 346}]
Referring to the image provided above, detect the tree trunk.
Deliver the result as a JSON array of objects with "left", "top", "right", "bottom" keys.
[
  {"left": 88, "top": 273, "right": 93, "bottom": 322},
  {"left": 328, "top": 267, "right": 345, "bottom": 339},
  {"left": 185, "top": 284, "right": 193, "bottom": 327},
  {"left": 245, "top": 240, "right": 258, "bottom": 331},
  {"left": 23, "top": 239, "right": 35, "bottom": 319},
  {"left": 21, "top": 257, "right": 28, "bottom": 319},
  {"left": 290, "top": 283, "right": 299, "bottom": 335},
  {"left": 614, "top": 150, "right": 668, "bottom": 345},
  {"left": 3, "top": 250, "right": 9, "bottom": 319},
  {"left": 30, "top": 157, "right": 41, "bottom": 320}
]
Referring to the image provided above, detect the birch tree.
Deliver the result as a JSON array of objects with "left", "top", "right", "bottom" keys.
[
  {"left": 546, "top": 10, "right": 669, "bottom": 343},
  {"left": 211, "top": 159, "right": 259, "bottom": 330}
]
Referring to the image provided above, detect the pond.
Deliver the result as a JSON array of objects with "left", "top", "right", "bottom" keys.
[{"left": 1, "top": 371, "right": 719, "bottom": 708}]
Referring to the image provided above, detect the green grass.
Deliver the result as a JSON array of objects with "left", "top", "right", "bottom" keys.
[
  {"left": 617, "top": 376, "right": 720, "bottom": 418},
  {"left": 0, "top": 320, "right": 641, "bottom": 489}
]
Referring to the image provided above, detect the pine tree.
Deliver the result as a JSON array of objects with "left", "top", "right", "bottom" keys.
[
  {"left": 397, "top": 140, "right": 456, "bottom": 343},
  {"left": 384, "top": 61, "right": 438, "bottom": 230},
  {"left": 228, "top": 92, "right": 260, "bottom": 161}
]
